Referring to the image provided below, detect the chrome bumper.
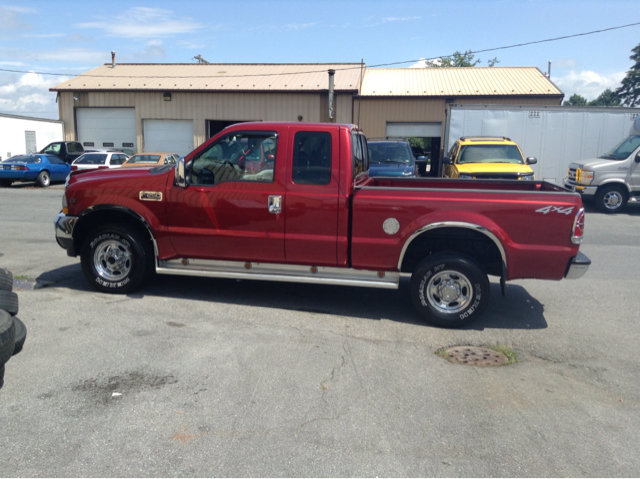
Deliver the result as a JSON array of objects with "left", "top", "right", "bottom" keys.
[
  {"left": 565, "top": 251, "right": 591, "bottom": 279},
  {"left": 54, "top": 212, "right": 78, "bottom": 256},
  {"left": 564, "top": 181, "right": 597, "bottom": 196}
]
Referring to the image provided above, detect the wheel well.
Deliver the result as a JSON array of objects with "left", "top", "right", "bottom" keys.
[
  {"left": 400, "top": 227, "right": 503, "bottom": 277},
  {"left": 597, "top": 182, "right": 629, "bottom": 195},
  {"left": 73, "top": 209, "right": 155, "bottom": 256}
]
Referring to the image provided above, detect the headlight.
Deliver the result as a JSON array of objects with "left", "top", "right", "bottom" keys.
[
  {"left": 458, "top": 174, "right": 474, "bottom": 179},
  {"left": 402, "top": 170, "right": 413, "bottom": 176},
  {"left": 576, "top": 169, "right": 594, "bottom": 185},
  {"left": 520, "top": 173, "right": 535, "bottom": 180}
]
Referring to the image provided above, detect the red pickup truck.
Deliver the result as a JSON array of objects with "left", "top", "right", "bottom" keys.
[{"left": 55, "top": 122, "right": 590, "bottom": 327}]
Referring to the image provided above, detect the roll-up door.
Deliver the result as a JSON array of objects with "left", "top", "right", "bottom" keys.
[
  {"left": 76, "top": 108, "right": 136, "bottom": 151},
  {"left": 386, "top": 122, "right": 442, "bottom": 138},
  {"left": 143, "top": 120, "right": 194, "bottom": 156}
]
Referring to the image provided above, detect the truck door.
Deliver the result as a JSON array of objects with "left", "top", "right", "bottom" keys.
[
  {"left": 284, "top": 127, "right": 340, "bottom": 266},
  {"left": 165, "top": 130, "right": 286, "bottom": 263}
]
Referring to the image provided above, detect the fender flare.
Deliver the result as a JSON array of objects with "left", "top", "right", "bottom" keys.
[
  {"left": 398, "top": 221, "right": 508, "bottom": 295},
  {"left": 75, "top": 204, "right": 159, "bottom": 257}
]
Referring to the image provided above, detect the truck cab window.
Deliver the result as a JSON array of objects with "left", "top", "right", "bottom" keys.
[
  {"left": 191, "top": 133, "right": 278, "bottom": 186},
  {"left": 292, "top": 131, "right": 331, "bottom": 185}
]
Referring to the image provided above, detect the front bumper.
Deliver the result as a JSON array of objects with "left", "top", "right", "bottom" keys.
[
  {"left": 54, "top": 212, "right": 78, "bottom": 256},
  {"left": 565, "top": 251, "right": 591, "bottom": 279},
  {"left": 563, "top": 181, "right": 597, "bottom": 196}
]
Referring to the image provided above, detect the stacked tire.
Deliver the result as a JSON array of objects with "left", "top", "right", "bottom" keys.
[{"left": 0, "top": 268, "right": 27, "bottom": 389}]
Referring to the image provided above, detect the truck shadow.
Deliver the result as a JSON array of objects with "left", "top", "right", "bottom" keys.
[{"left": 37, "top": 265, "right": 547, "bottom": 330}]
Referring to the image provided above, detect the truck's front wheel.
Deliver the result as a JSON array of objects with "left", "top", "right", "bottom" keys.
[
  {"left": 595, "top": 184, "right": 627, "bottom": 214},
  {"left": 81, "top": 225, "right": 152, "bottom": 294},
  {"left": 411, "top": 253, "right": 489, "bottom": 328}
]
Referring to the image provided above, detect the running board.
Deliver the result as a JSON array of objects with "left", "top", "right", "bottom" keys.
[{"left": 156, "top": 258, "right": 400, "bottom": 289}]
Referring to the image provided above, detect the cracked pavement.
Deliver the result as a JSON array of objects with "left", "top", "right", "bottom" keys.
[{"left": 1, "top": 187, "right": 639, "bottom": 476}]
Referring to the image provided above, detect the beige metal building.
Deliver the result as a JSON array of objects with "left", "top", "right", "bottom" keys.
[{"left": 51, "top": 63, "right": 562, "bottom": 157}]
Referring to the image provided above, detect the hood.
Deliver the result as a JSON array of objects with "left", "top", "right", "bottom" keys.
[
  {"left": 369, "top": 162, "right": 414, "bottom": 177},
  {"left": 569, "top": 158, "right": 628, "bottom": 171},
  {"left": 456, "top": 163, "right": 534, "bottom": 175}
]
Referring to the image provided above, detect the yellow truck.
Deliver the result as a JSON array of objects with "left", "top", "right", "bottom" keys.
[{"left": 442, "top": 137, "right": 537, "bottom": 180}]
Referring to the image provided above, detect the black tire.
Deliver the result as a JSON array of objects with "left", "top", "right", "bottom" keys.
[
  {"left": 81, "top": 224, "right": 153, "bottom": 294},
  {"left": 595, "top": 184, "right": 627, "bottom": 214},
  {"left": 410, "top": 253, "right": 490, "bottom": 328},
  {"left": 12, "top": 317, "right": 26, "bottom": 356},
  {"left": 0, "top": 290, "right": 19, "bottom": 316},
  {"left": 0, "top": 309, "right": 16, "bottom": 370},
  {"left": 0, "top": 179, "right": 11, "bottom": 188},
  {"left": 0, "top": 268, "right": 13, "bottom": 291},
  {"left": 36, "top": 170, "right": 50, "bottom": 187}
]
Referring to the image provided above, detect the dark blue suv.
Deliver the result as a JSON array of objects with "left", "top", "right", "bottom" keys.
[{"left": 367, "top": 139, "right": 418, "bottom": 177}]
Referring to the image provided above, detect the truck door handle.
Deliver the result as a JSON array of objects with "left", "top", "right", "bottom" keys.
[{"left": 268, "top": 195, "right": 282, "bottom": 214}]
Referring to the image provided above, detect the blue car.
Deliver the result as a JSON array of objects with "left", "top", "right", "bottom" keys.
[
  {"left": 0, "top": 154, "right": 71, "bottom": 187},
  {"left": 368, "top": 139, "right": 418, "bottom": 177}
]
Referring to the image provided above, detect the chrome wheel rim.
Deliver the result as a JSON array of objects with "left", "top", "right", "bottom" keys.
[
  {"left": 425, "top": 269, "right": 473, "bottom": 314},
  {"left": 603, "top": 191, "right": 623, "bottom": 210},
  {"left": 41, "top": 173, "right": 50, "bottom": 186},
  {"left": 93, "top": 239, "right": 132, "bottom": 281}
]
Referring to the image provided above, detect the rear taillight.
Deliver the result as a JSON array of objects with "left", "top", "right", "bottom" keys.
[
  {"left": 11, "top": 165, "right": 28, "bottom": 171},
  {"left": 571, "top": 207, "right": 585, "bottom": 244},
  {"left": 71, "top": 165, "right": 78, "bottom": 170}
]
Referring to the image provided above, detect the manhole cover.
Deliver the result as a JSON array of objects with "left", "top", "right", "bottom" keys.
[{"left": 442, "top": 346, "right": 509, "bottom": 366}]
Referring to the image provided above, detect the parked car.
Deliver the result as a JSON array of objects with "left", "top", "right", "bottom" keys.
[
  {"left": 39, "top": 141, "right": 84, "bottom": 164},
  {"left": 367, "top": 139, "right": 418, "bottom": 177},
  {"left": 442, "top": 137, "right": 537, "bottom": 180},
  {"left": 0, "top": 154, "right": 71, "bottom": 187},
  {"left": 56, "top": 121, "right": 590, "bottom": 328},
  {"left": 71, "top": 151, "right": 130, "bottom": 172},
  {"left": 120, "top": 152, "right": 179, "bottom": 168},
  {"left": 564, "top": 133, "right": 640, "bottom": 214}
]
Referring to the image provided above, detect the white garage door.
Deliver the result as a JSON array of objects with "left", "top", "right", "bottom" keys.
[
  {"left": 143, "top": 120, "right": 194, "bottom": 156},
  {"left": 386, "top": 122, "right": 442, "bottom": 138},
  {"left": 77, "top": 108, "right": 136, "bottom": 150}
]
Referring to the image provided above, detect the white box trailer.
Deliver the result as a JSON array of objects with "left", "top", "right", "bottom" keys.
[
  {"left": 443, "top": 104, "right": 640, "bottom": 184},
  {"left": 0, "top": 113, "right": 64, "bottom": 160}
]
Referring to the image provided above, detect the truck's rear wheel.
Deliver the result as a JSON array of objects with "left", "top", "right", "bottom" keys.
[
  {"left": 81, "top": 225, "right": 152, "bottom": 294},
  {"left": 411, "top": 253, "right": 489, "bottom": 328},
  {"left": 595, "top": 184, "right": 627, "bottom": 214}
]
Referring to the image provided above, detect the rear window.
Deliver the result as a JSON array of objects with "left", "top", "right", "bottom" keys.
[
  {"left": 292, "top": 131, "right": 331, "bottom": 185},
  {"left": 127, "top": 155, "right": 162, "bottom": 164},
  {"left": 75, "top": 153, "right": 108, "bottom": 165}
]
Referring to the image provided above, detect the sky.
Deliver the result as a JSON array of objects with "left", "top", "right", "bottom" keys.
[{"left": 1, "top": 0, "right": 639, "bottom": 120}]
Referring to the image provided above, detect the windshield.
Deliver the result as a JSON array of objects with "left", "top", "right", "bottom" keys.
[
  {"left": 457, "top": 144, "right": 524, "bottom": 164},
  {"left": 126, "top": 154, "right": 162, "bottom": 164},
  {"left": 75, "top": 153, "right": 107, "bottom": 165},
  {"left": 599, "top": 135, "right": 640, "bottom": 160},
  {"left": 2, "top": 155, "right": 41, "bottom": 164},
  {"left": 368, "top": 143, "right": 413, "bottom": 164}
]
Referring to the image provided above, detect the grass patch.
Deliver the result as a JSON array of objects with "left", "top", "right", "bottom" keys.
[
  {"left": 13, "top": 275, "right": 29, "bottom": 280},
  {"left": 489, "top": 345, "right": 517, "bottom": 364}
]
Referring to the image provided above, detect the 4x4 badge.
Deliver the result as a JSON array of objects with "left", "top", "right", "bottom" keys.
[{"left": 535, "top": 205, "right": 574, "bottom": 215}]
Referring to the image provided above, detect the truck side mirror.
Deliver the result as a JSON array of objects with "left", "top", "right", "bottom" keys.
[
  {"left": 175, "top": 157, "right": 187, "bottom": 187},
  {"left": 635, "top": 152, "right": 640, "bottom": 163},
  {"left": 442, "top": 156, "right": 453, "bottom": 165},
  {"left": 526, "top": 157, "right": 537, "bottom": 165}
]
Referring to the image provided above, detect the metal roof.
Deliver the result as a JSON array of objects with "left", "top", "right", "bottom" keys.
[
  {"left": 360, "top": 67, "right": 563, "bottom": 97},
  {"left": 50, "top": 63, "right": 364, "bottom": 93}
]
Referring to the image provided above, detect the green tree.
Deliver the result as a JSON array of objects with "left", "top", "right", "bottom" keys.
[
  {"left": 589, "top": 88, "right": 622, "bottom": 107},
  {"left": 563, "top": 93, "right": 589, "bottom": 106},
  {"left": 427, "top": 50, "right": 499, "bottom": 67},
  {"left": 616, "top": 43, "right": 640, "bottom": 106}
]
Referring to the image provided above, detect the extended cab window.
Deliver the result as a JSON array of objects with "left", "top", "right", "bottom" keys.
[
  {"left": 191, "top": 132, "right": 277, "bottom": 185},
  {"left": 292, "top": 131, "right": 331, "bottom": 185},
  {"left": 352, "top": 132, "right": 368, "bottom": 177},
  {"left": 43, "top": 143, "right": 61, "bottom": 155}
]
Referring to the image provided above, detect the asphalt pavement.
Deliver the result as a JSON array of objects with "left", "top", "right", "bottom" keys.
[{"left": 0, "top": 184, "right": 639, "bottom": 477}]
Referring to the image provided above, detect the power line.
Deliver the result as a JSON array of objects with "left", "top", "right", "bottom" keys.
[{"left": 1, "top": 21, "right": 639, "bottom": 80}]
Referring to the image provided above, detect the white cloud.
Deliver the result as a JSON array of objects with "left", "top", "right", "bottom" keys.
[
  {"left": 409, "top": 58, "right": 440, "bottom": 68},
  {"left": 76, "top": 7, "right": 203, "bottom": 38},
  {"left": 0, "top": 5, "right": 33, "bottom": 32},
  {"left": 553, "top": 58, "right": 578, "bottom": 69},
  {"left": 553, "top": 70, "right": 626, "bottom": 100},
  {"left": 0, "top": 72, "right": 65, "bottom": 119},
  {"left": 132, "top": 40, "right": 166, "bottom": 60}
]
